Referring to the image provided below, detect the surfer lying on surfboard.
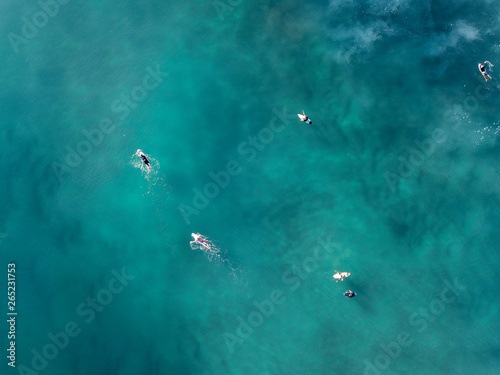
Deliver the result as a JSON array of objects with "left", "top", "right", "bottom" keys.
[
  {"left": 136, "top": 149, "right": 151, "bottom": 168},
  {"left": 191, "top": 233, "right": 211, "bottom": 250},
  {"left": 333, "top": 271, "right": 351, "bottom": 282},
  {"left": 479, "top": 61, "right": 493, "bottom": 81},
  {"left": 298, "top": 110, "right": 312, "bottom": 125}
]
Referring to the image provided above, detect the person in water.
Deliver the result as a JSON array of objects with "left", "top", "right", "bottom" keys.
[
  {"left": 300, "top": 110, "right": 312, "bottom": 125},
  {"left": 137, "top": 150, "right": 151, "bottom": 168},
  {"left": 140, "top": 154, "right": 151, "bottom": 168},
  {"left": 479, "top": 62, "right": 492, "bottom": 81},
  {"left": 334, "top": 271, "right": 351, "bottom": 282},
  {"left": 198, "top": 237, "right": 209, "bottom": 248},
  {"left": 344, "top": 290, "right": 356, "bottom": 298},
  {"left": 191, "top": 233, "right": 211, "bottom": 250}
]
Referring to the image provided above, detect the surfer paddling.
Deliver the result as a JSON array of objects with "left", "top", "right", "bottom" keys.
[
  {"left": 191, "top": 233, "right": 211, "bottom": 250},
  {"left": 333, "top": 271, "right": 351, "bottom": 282},
  {"left": 344, "top": 290, "right": 356, "bottom": 298},
  {"left": 297, "top": 110, "right": 312, "bottom": 124},
  {"left": 136, "top": 149, "right": 151, "bottom": 168},
  {"left": 479, "top": 61, "right": 493, "bottom": 81}
]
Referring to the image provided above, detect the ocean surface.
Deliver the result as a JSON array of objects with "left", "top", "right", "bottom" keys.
[{"left": 1, "top": 0, "right": 500, "bottom": 374}]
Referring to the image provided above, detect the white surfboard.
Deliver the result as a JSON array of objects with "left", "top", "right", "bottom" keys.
[{"left": 333, "top": 272, "right": 350, "bottom": 280}]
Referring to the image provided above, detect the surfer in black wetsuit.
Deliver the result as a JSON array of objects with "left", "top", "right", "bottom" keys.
[
  {"left": 140, "top": 154, "right": 151, "bottom": 168},
  {"left": 137, "top": 149, "right": 151, "bottom": 168},
  {"left": 344, "top": 290, "right": 356, "bottom": 298}
]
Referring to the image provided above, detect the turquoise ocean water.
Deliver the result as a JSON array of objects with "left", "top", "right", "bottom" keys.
[{"left": 1, "top": 0, "right": 500, "bottom": 374}]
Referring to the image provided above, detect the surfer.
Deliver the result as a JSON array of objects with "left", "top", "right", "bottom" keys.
[
  {"left": 344, "top": 290, "right": 356, "bottom": 298},
  {"left": 298, "top": 110, "right": 312, "bottom": 125},
  {"left": 479, "top": 62, "right": 492, "bottom": 81},
  {"left": 136, "top": 149, "right": 151, "bottom": 168},
  {"left": 333, "top": 271, "right": 351, "bottom": 282},
  {"left": 191, "top": 233, "right": 211, "bottom": 250}
]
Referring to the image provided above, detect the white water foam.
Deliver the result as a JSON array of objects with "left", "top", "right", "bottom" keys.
[{"left": 190, "top": 234, "right": 242, "bottom": 280}]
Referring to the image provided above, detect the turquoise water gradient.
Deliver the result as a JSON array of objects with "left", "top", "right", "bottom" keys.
[{"left": 2, "top": 0, "right": 500, "bottom": 374}]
